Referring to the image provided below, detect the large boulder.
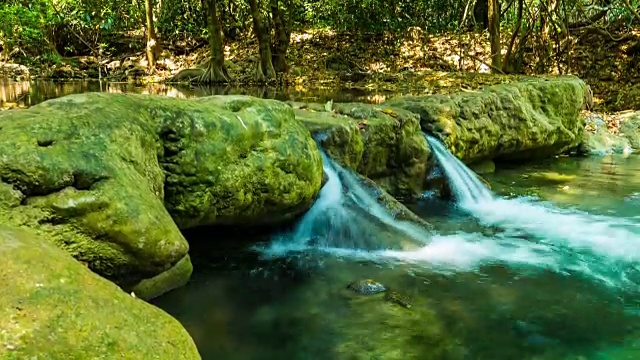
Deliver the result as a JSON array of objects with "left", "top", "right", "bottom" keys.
[
  {"left": 291, "top": 102, "right": 430, "bottom": 199},
  {"left": 384, "top": 76, "right": 588, "bottom": 163},
  {"left": 0, "top": 226, "right": 200, "bottom": 359},
  {"left": 0, "top": 93, "right": 323, "bottom": 290}
]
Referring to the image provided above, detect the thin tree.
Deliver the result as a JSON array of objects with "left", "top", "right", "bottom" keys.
[
  {"left": 167, "top": 0, "right": 230, "bottom": 83},
  {"left": 487, "top": 0, "right": 501, "bottom": 71},
  {"left": 145, "top": 0, "right": 161, "bottom": 72},
  {"left": 248, "top": 0, "right": 276, "bottom": 82},
  {"left": 270, "top": 0, "right": 292, "bottom": 74}
]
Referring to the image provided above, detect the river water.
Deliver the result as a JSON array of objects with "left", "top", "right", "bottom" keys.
[{"left": 3, "top": 80, "right": 640, "bottom": 359}]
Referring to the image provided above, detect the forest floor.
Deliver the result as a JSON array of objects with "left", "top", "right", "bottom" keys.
[{"left": 1, "top": 26, "right": 639, "bottom": 116}]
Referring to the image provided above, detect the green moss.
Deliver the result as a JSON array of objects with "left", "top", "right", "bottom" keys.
[
  {"left": 157, "top": 96, "right": 323, "bottom": 228},
  {"left": 334, "top": 286, "right": 462, "bottom": 360},
  {"left": 0, "top": 93, "right": 323, "bottom": 290},
  {"left": 620, "top": 113, "right": 640, "bottom": 151},
  {"left": 385, "top": 76, "right": 587, "bottom": 162},
  {"left": 0, "top": 226, "right": 200, "bottom": 360},
  {"left": 131, "top": 255, "right": 194, "bottom": 301},
  {"left": 291, "top": 102, "right": 430, "bottom": 199},
  {"left": 579, "top": 114, "right": 633, "bottom": 155}
]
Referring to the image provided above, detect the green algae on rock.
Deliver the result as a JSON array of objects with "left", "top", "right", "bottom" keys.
[
  {"left": 620, "top": 112, "right": 640, "bottom": 151},
  {"left": 291, "top": 101, "right": 430, "bottom": 199},
  {"left": 161, "top": 96, "right": 323, "bottom": 228},
  {"left": 579, "top": 113, "right": 632, "bottom": 156},
  {"left": 0, "top": 93, "right": 323, "bottom": 289},
  {"left": 384, "top": 76, "right": 588, "bottom": 163},
  {"left": 0, "top": 226, "right": 200, "bottom": 360},
  {"left": 131, "top": 254, "right": 194, "bottom": 301}
]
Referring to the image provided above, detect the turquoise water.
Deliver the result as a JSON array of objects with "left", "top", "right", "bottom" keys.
[{"left": 153, "top": 155, "right": 640, "bottom": 360}]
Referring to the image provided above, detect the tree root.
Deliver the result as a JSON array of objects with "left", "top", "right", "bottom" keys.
[
  {"left": 166, "top": 60, "right": 230, "bottom": 84},
  {"left": 197, "top": 59, "right": 231, "bottom": 83},
  {"left": 166, "top": 68, "right": 205, "bottom": 83}
]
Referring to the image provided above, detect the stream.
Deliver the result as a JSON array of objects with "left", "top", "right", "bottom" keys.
[{"left": 3, "top": 79, "right": 640, "bottom": 359}]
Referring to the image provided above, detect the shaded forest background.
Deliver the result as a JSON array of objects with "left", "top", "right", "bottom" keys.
[{"left": 1, "top": 0, "right": 640, "bottom": 111}]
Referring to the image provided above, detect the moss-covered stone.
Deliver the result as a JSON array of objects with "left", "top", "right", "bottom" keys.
[
  {"left": 162, "top": 96, "right": 323, "bottom": 228},
  {"left": 578, "top": 114, "right": 632, "bottom": 156},
  {"left": 0, "top": 93, "right": 322, "bottom": 289},
  {"left": 620, "top": 112, "right": 640, "bottom": 151},
  {"left": 384, "top": 76, "right": 588, "bottom": 163},
  {"left": 0, "top": 226, "right": 200, "bottom": 360},
  {"left": 131, "top": 254, "right": 193, "bottom": 301},
  {"left": 291, "top": 101, "right": 430, "bottom": 199}
]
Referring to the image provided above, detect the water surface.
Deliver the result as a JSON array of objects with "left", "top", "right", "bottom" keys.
[{"left": 155, "top": 154, "right": 640, "bottom": 360}]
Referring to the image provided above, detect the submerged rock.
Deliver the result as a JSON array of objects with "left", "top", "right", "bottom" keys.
[
  {"left": 384, "top": 76, "right": 588, "bottom": 162},
  {"left": 346, "top": 280, "right": 412, "bottom": 308},
  {"left": 0, "top": 93, "right": 323, "bottom": 291},
  {"left": 337, "top": 285, "right": 461, "bottom": 359},
  {"left": 0, "top": 226, "right": 200, "bottom": 359},
  {"left": 385, "top": 290, "right": 413, "bottom": 308},
  {"left": 291, "top": 101, "right": 430, "bottom": 199},
  {"left": 347, "top": 279, "right": 387, "bottom": 295}
]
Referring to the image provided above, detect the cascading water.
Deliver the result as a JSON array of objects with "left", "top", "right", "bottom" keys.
[
  {"left": 263, "top": 148, "right": 431, "bottom": 255},
  {"left": 261, "top": 134, "right": 640, "bottom": 287},
  {"left": 424, "top": 133, "right": 640, "bottom": 286},
  {"left": 424, "top": 135, "right": 493, "bottom": 206}
]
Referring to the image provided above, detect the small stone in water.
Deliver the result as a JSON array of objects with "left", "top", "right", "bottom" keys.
[
  {"left": 385, "top": 291, "right": 412, "bottom": 308},
  {"left": 347, "top": 279, "right": 386, "bottom": 295}
]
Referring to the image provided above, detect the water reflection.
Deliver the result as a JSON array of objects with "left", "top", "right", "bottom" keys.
[{"left": 0, "top": 79, "right": 393, "bottom": 108}]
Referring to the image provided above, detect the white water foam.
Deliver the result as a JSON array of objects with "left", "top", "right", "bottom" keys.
[
  {"left": 259, "top": 136, "right": 640, "bottom": 288},
  {"left": 266, "top": 149, "right": 431, "bottom": 251},
  {"left": 424, "top": 134, "right": 640, "bottom": 286},
  {"left": 260, "top": 146, "right": 564, "bottom": 273}
]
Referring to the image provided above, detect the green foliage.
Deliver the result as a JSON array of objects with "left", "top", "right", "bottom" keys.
[
  {"left": 0, "top": 2, "right": 54, "bottom": 58},
  {"left": 157, "top": 0, "right": 207, "bottom": 39},
  {"left": 3, "top": 0, "right": 640, "bottom": 68},
  {"left": 300, "top": 0, "right": 463, "bottom": 33}
]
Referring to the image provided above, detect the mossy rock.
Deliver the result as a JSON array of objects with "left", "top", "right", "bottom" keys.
[
  {"left": 336, "top": 286, "right": 463, "bottom": 359},
  {"left": 0, "top": 226, "right": 200, "bottom": 360},
  {"left": 384, "top": 76, "right": 588, "bottom": 162},
  {"left": 578, "top": 113, "right": 632, "bottom": 156},
  {"left": 291, "top": 101, "right": 430, "bottom": 199},
  {"left": 348, "top": 170, "right": 433, "bottom": 230},
  {"left": 620, "top": 112, "right": 640, "bottom": 151},
  {"left": 131, "top": 254, "right": 194, "bottom": 301},
  {"left": 0, "top": 93, "right": 323, "bottom": 289}
]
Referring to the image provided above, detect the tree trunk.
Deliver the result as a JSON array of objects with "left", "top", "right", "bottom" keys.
[
  {"left": 504, "top": 0, "right": 523, "bottom": 73},
  {"left": 473, "top": 0, "right": 489, "bottom": 29},
  {"left": 145, "top": 0, "right": 161, "bottom": 71},
  {"left": 200, "top": 0, "right": 231, "bottom": 83},
  {"left": 487, "top": 0, "right": 501, "bottom": 72},
  {"left": 270, "top": 0, "right": 292, "bottom": 74},
  {"left": 537, "top": 0, "right": 552, "bottom": 73},
  {"left": 248, "top": 0, "right": 276, "bottom": 81}
]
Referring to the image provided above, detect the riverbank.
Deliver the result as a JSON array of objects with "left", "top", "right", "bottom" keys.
[{"left": 2, "top": 27, "right": 639, "bottom": 113}]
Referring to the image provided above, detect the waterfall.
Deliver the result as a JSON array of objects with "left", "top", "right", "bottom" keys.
[
  {"left": 425, "top": 133, "right": 640, "bottom": 266},
  {"left": 266, "top": 149, "right": 430, "bottom": 252},
  {"left": 424, "top": 134, "right": 493, "bottom": 206},
  {"left": 261, "top": 135, "right": 640, "bottom": 288}
]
